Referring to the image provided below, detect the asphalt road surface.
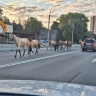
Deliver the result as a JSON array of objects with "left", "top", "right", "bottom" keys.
[{"left": 0, "top": 45, "right": 96, "bottom": 86}]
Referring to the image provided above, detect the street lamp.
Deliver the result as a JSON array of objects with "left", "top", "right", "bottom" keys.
[
  {"left": 71, "top": 22, "right": 75, "bottom": 44},
  {"left": 47, "top": 5, "right": 60, "bottom": 43}
]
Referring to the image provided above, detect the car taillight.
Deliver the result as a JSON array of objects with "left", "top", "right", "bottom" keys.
[
  {"left": 92, "top": 43, "right": 96, "bottom": 46},
  {"left": 82, "top": 44, "right": 84, "bottom": 47}
]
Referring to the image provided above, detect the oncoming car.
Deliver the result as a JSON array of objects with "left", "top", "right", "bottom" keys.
[{"left": 82, "top": 38, "right": 96, "bottom": 52}]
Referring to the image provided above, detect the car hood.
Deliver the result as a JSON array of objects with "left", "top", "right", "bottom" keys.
[{"left": 0, "top": 80, "right": 96, "bottom": 96}]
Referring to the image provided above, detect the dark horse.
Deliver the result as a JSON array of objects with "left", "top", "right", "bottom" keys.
[{"left": 54, "top": 40, "right": 59, "bottom": 51}]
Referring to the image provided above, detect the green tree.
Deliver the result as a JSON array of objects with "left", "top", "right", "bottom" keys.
[
  {"left": 2, "top": 16, "right": 11, "bottom": 24},
  {"left": 57, "top": 14, "right": 69, "bottom": 27},
  {"left": 51, "top": 21, "right": 59, "bottom": 30},
  {"left": 57, "top": 12, "right": 89, "bottom": 43},
  {"left": 24, "top": 17, "right": 43, "bottom": 36},
  {"left": 56, "top": 29, "right": 64, "bottom": 40},
  {"left": 0, "top": 9, "right": 3, "bottom": 20},
  {"left": 51, "top": 21, "right": 64, "bottom": 40},
  {"left": 61, "top": 24, "right": 72, "bottom": 41}
]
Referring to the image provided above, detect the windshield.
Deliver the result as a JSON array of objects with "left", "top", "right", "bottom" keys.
[
  {"left": 84, "top": 39, "right": 95, "bottom": 43},
  {"left": 0, "top": 0, "right": 96, "bottom": 96}
]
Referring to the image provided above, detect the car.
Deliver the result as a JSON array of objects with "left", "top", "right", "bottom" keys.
[
  {"left": 82, "top": 38, "right": 96, "bottom": 52},
  {"left": 0, "top": 80, "right": 96, "bottom": 96}
]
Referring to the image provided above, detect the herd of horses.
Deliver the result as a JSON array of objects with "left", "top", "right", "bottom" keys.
[{"left": 9, "top": 34, "right": 72, "bottom": 58}]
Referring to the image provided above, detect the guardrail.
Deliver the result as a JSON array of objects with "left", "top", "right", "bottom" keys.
[
  {"left": 0, "top": 44, "right": 28, "bottom": 51},
  {"left": 0, "top": 44, "right": 80, "bottom": 51}
]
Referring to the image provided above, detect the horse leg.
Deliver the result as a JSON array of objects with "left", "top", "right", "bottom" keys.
[
  {"left": 32, "top": 50, "right": 34, "bottom": 53},
  {"left": 15, "top": 50, "right": 18, "bottom": 58},
  {"left": 56, "top": 45, "right": 58, "bottom": 51},
  {"left": 23, "top": 48, "right": 25, "bottom": 56},
  {"left": 35, "top": 49, "right": 37, "bottom": 54},
  {"left": 54, "top": 45, "right": 56, "bottom": 51},
  {"left": 36, "top": 49, "right": 38, "bottom": 53},
  {"left": 64, "top": 46, "right": 66, "bottom": 50},
  {"left": 19, "top": 50, "right": 21, "bottom": 58},
  {"left": 36, "top": 47, "right": 38, "bottom": 54},
  {"left": 35, "top": 47, "right": 37, "bottom": 54}
]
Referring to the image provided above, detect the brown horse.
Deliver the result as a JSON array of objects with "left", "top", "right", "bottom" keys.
[
  {"left": 59, "top": 40, "right": 72, "bottom": 50},
  {"left": 28, "top": 38, "right": 40, "bottom": 54},
  {"left": 47, "top": 40, "right": 56, "bottom": 50},
  {"left": 66, "top": 41, "right": 72, "bottom": 50},
  {"left": 79, "top": 40, "right": 84, "bottom": 49},
  {"left": 9, "top": 34, "right": 31, "bottom": 58},
  {"left": 59, "top": 40, "right": 67, "bottom": 50}
]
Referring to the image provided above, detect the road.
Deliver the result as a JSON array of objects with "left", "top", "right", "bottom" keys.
[{"left": 0, "top": 45, "right": 96, "bottom": 86}]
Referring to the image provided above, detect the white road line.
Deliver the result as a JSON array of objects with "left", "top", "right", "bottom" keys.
[
  {"left": 92, "top": 58, "right": 96, "bottom": 63},
  {"left": 0, "top": 50, "right": 81, "bottom": 69}
]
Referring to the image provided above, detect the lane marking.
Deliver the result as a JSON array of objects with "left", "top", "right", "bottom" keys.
[
  {"left": 0, "top": 50, "right": 81, "bottom": 69},
  {"left": 92, "top": 58, "right": 96, "bottom": 63}
]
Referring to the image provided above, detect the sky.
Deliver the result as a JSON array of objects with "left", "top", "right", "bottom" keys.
[{"left": 0, "top": 0, "right": 96, "bottom": 28}]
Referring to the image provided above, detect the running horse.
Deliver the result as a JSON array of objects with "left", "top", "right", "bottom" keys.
[
  {"left": 47, "top": 40, "right": 56, "bottom": 50},
  {"left": 28, "top": 38, "right": 40, "bottom": 54},
  {"left": 9, "top": 34, "right": 32, "bottom": 58}
]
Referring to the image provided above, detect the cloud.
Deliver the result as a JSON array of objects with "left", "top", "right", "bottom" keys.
[
  {"left": 22, "top": 0, "right": 28, "bottom": 1},
  {"left": 36, "top": 0, "right": 64, "bottom": 4},
  {"left": 58, "top": 0, "right": 96, "bottom": 17},
  {"left": 6, "top": 2, "right": 17, "bottom": 6},
  {"left": 19, "top": 3, "right": 25, "bottom": 7},
  {"left": 1, "top": 1, "right": 44, "bottom": 25},
  {"left": 1, "top": 0, "right": 96, "bottom": 28}
]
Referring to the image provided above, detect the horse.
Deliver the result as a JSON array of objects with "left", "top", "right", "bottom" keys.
[
  {"left": 28, "top": 38, "right": 40, "bottom": 54},
  {"left": 79, "top": 40, "right": 84, "bottom": 49},
  {"left": 47, "top": 40, "right": 56, "bottom": 50},
  {"left": 59, "top": 40, "right": 68, "bottom": 50},
  {"left": 9, "top": 34, "right": 32, "bottom": 58},
  {"left": 58, "top": 40, "right": 64, "bottom": 50},
  {"left": 59, "top": 40, "right": 72, "bottom": 50},
  {"left": 54, "top": 40, "right": 60, "bottom": 51},
  {"left": 66, "top": 41, "right": 72, "bottom": 50}
]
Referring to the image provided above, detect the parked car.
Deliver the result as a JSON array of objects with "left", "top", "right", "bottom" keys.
[{"left": 82, "top": 38, "right": 96, "bottom": 52}]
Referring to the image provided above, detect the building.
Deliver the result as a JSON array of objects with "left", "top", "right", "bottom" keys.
[
  {"left": 39, "top": 29, "right": 57, "bottom": 41},
  {"left": 90, "top": 16, "right": 96, "bottom": 34}
]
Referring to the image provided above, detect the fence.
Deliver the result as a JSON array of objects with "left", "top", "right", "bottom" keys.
[{"left": 0, "top": 44, "right": 28, "bottom": 51}]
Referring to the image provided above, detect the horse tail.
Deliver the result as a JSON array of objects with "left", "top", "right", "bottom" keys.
[
  {"left": 38, "top": 43, "right": 40, "bottom": 49},
  {"left": 29, "top": 45, "right": 32, "bottom": 52}
]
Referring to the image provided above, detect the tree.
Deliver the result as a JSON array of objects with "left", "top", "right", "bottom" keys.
[
  {"left": 2, "top": 16, "right": 11, "bottom": 24},
  {"left": 0, "top": 9, "right": 3, "bottom": 20},
  {"left": 51, "top": 21, "right": 63, "bottom": 40},
  {"left": 12, "top": 21, "right": 24, "bottom": 33},
  {"left": 12, "top": 21, "right": 17, "bottom": 32},
  {"left": 61, "top": 24, "right": 72, "bottom": 41},
  {"left": 57, "top": 12, "right": 89, "bottom": 43},
  {"left": 57, "top": 14, "right": 69, "bottom": 27},
  {"left": 24, "top": 17, "right": 43, "bottom": 36},
  {"left": 56, "top": 29, "right": 64, "bottom": 40},
  {"left": 51, "top": 21, "right": 59, "bottom": 30}
]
